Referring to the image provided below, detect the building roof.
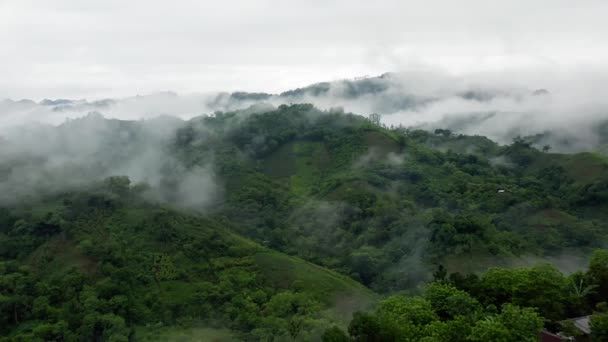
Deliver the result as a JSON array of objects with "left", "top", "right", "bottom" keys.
[
  {"left": 539, "top": 330, "right": 564, "bottom": 342},
  {"left": 569, "top": 316, "right": 591, "bottom": 335}
]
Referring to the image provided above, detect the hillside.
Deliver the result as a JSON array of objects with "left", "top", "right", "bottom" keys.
[
  {"left": 0, "top": 179, "right": 374, "bottom": 340},
  {"left": 2, "top": 104, "right": 608, "bottom": 340},
  {"left": 184, "top": 105, "right": 608, "bottom": 290}
]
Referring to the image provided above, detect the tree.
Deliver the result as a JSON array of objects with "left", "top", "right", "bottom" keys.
[
  {"left": 104, "top": 176, "right": 131, "bottom": 196},
  {"left": 368, "top": 113, "right": 381, "bottom": 126},
  {"left": 432, "top": 265, "right": 447, "bottom": 282},
  {"left": 513, "top": 264, "right": 568, "bottom": 321},
  {"left": 479, "top": 264, "right": 568, "bottom": 321},
  {"left": 151, "top": 254, "right": 177, "bottom": 286},
  {"left": 32, "top": 320, "right": 69, "bottom": 340},
  {"left": 348, "top": 312, "right": 383, "bottom": 342},
  {"left": 498, "top": 304, "right": 544, "bottom": 342},
  {"left": 468, "top": 318, "right": 510, "bottom": 342},
  {"left": 370, "top": 296, "right": 439, "bottom": 340},
  {"left": 568, "top": 274, "right": 597, "bottom": 314},
  {"left": 586, "top": 249, "right": 608, "bottom": 304},
  {"left": 376, "top": 296, "right": 438, "bottom": 327},
  {"left": 322, "top": 326, "right": 351, "bottom": 342},
  {"left": 434, "top": 129, "right": 452, "bottom": 137},
  {"left": 424, "top": 282, "right": 481, "bottom": 320},
  {"left": 0, "top": 263, "right": 34, "bottom": 330},
  {"left": 591, "top": 312, "right": 608, "bottom": 341},
  {"left": 422, "top": 317, "right": 471, "bottom": 342}
]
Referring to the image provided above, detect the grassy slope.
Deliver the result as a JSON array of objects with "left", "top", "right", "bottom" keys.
[
  {"left": 6, "top": 192, "right": 376, "bottom": 338},
  {"left": 261, "top": 129, "right": 401, "bottom": 195},
  {"left": 263, "top": 121, "right": 605, "bottom": 221},
  {"left": 254, "top": 251, "right": 376, "bottom": 323},
  {"left": 132, "top": 250, "right": 374, "bottom": 340},
  {"left": 528, "top": 152, "right": 608, "bottom": 184}
]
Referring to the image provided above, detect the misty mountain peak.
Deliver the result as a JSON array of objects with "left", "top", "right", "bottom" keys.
[
  {"left": 40, "top": 98, "right": 74, "bottom": 106},
  {"left": 532, "top": 88, "right": 550, "bottom": 96}
]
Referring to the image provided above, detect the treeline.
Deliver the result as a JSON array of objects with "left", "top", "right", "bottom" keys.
[
  {"left": 186, "top": 104, "right": 608, "bottom": 292},
  {"left": 324, "top": 250, "right": 608, "bottom": 341},
  {"left": 0, "top": 178, "right": 361, "bottom": 341}
]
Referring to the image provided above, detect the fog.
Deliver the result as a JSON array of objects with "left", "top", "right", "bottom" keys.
[
  {"left": 4, "top": 69, "right": 608, "bottom": 153},
  {"left": 271, "top": 70, "right": 608, "bottom": 152},
  {"left": 4, "top": 0, "right": 608, "bottom": 99},
  {"left": 1, "top": 68, "right": 607, "bottom": 208},
  {"left": 0, "top": 112, "right": 220, "bottom": 209}
]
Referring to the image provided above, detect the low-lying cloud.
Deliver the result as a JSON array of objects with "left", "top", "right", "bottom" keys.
[
  {"left": 5, "top": 69, "right": 608, "bottom": 154},
  {"left": 0, "top": 112, "right": 220, "bottom": 210},
  {"left": 1, "top": 69, "right": 607, "bottom": 204}
]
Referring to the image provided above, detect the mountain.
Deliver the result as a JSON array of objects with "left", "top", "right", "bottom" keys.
[
  {"left": 2, "top": 103, "right": 608, "bottom": 340},
  {"left": 0, "top": 177, "right": 374, "bottom": 341},
  {"left": 5, "top": 72, "right": 608, "bottom": 157}
]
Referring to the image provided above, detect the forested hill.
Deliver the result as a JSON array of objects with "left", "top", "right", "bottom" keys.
[
  {"left": 195, "top": 104, "right": 608, "bottom": 289},
  {"left": 2, "top": 104, "right": 608, "bottom": 340}
]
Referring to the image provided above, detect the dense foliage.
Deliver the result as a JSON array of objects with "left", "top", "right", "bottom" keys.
[
  {"left": 189, "top": 104, "right": 608, "bottom": 292},
  {"left": 325, "top": 251, "right": 608, "bottom": 341},
  {"left": 1, "top": 104, "right": 608, "bottom": 340},
  {"left": 0, "top": 179, "right": 371, "bottom": 340}
]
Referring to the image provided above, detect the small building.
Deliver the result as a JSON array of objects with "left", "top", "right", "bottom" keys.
[
  {"left": 540, "top": 316, "right": 591, "bottom": 341},
  {"left": 570, "top": 316, "right": 591, "bottom": 335},
  {"left": 539, "top": 330, "right": 568, "bottom": 342}
]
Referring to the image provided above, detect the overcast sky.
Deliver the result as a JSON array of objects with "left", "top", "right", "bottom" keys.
[{"left": 2, "top": 0, "right": 608, "bottom": 100}]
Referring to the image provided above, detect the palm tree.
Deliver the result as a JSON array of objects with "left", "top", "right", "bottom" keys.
[{"left": 571, "top": 278, "right": 598, "bottom": 299}]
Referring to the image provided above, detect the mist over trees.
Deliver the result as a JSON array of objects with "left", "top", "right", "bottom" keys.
[
  {"left": 4, "top": 71, "right": 608, "bottom": 156},
  {"left": 1, "top": 102, "right": 607, "bottom": 340},
  {"left": 3, "top": 0, "right": 608, "bottom": 339}
]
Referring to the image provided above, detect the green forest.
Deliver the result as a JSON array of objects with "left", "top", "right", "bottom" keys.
[{"left": 2, "top": 104, "right": 608, "bottom": 341}]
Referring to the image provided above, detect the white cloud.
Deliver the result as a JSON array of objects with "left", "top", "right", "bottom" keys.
[{"left": 2, "top": 0, "right": 608, "bottom": 99}]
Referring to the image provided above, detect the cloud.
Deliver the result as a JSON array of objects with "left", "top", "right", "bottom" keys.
[
  {"left": 278, "top": 70, "right": 608, "bottom": 152},
  {"left": 4, "top": 67, "right": 608, "bottom": 154},
  {"left": 2, "top": 0, "right": 608, "bottom": 99},
  {"left": 0, "top": 112, "right": 220, "bottom": 210}
]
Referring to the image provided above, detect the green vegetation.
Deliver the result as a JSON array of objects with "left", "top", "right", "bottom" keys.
[
  {"left": 2, "top": 104, "right": 608, "bottom": 340},
  {"left": 0, "top": 179, "right": 372, "bottom": 340},
  {"left": 203, "top": 105, "right": 608, "bottom": 291},
  {"left": 326, "top": 251, "right": 608, "bottom": 341}
]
